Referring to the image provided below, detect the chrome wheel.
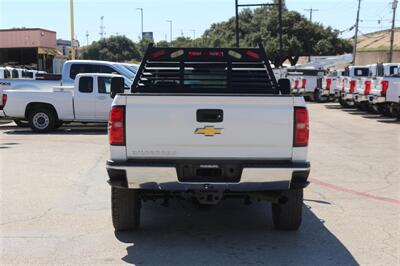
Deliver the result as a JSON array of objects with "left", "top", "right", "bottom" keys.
[{"left": 32, "top": 112, "right": 50, "bottom": 130}]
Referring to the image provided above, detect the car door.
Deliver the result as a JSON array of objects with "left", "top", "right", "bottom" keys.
[
  {"left": 74, "top": 76, "right": 96, "bottom": 120},
  {"left": 95, "top": 76, "right": 114, "bottom": 121}
]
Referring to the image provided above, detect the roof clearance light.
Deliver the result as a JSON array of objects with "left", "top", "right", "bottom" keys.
[
  {"left": 228, "top": 50, "right": 242, "bottom": 59},
  {"left": 188, "top": 51, "right": 203, "bottom": 57},
  {"left": 246, "top": 50, "right": 260, "bottom": 59},
  {"left": 209, "top": 51, "right": 224, "bottom": 57},
  {"left": 150, "top": 50, "right": 166, "bottom": 59},
  {"left": 170, "top": 49, "right": 184, "bottom": 58}
]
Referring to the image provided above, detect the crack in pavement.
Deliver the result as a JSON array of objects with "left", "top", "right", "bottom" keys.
[{"left": 0, "top": 208, "right": 53, "bottom": 226}]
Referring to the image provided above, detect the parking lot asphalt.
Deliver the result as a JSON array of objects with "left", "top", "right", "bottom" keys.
[{"left": 0, "top": 103, "right": 399, "bottom": 265}]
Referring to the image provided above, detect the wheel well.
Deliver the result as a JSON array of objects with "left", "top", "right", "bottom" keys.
[{"left": 25, "top": 102, "right": 58, "bottom": 120}]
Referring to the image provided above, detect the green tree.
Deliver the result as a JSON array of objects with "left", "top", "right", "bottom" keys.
[
  {"left": 80, "top": 35, "right": 141, "bottom": 62},
  {"left": 201, "top": 7, "right": 352, "bottom": 66}
]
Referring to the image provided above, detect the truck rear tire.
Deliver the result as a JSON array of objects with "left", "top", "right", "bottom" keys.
[
  {"left": 111, "top": 187, "right": 141, "bottom": 232},
  {"left": 272, "top": 188, "right": 303, "bottom": 230},
  {"left": 28, "top": 108, "right": 56, "bottom": 133}
]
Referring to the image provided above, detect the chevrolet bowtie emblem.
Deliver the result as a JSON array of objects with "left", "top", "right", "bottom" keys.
[{"left": 194, "top": 126, "right": 223, "bottom": 137}]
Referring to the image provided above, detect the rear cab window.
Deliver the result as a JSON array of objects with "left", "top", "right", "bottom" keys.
[
  {"left": 353, "top": 68, "right": 369, "bottom": 77},
  {"left": 98, "top": 77, "right": 112, "bottom": 94},
  {"left": 78, "top": 76, "right": 93, "bottom": 93}
]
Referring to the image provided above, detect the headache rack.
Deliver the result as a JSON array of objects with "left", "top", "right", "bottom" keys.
[{"left": 131, "top": 43, "right": 279, "bottom": 94}]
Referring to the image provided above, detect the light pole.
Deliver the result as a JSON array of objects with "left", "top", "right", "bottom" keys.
[
  {"left": 166, "top": 20, "right": 173, "bottom": 44},
  {"left": 136, "top": 8, "right": 143, "bottom": 40},
  {"left": 70, "top": 0, "right": 75, "bottom": 59},
  {"left": 191, "top": 29, "right": 196, "bottom": 39},
  {"left": 352, "top": 0, "right": 362, "bottom": 65}
]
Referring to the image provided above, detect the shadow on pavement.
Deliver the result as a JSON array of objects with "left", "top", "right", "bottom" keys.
[
  {"left": 2, "top": 123, "right": 107, "bottom": 135},
  {"left": 115, "top": 199, "right": 357, "bottom": 265},
  {"left": 377, "top": 118, "right": 400, "bottom": 124}
]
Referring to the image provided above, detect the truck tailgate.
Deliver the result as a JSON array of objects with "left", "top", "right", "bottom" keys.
[{"left": 125, "top": 95, "right": 294, "bottom": 159}]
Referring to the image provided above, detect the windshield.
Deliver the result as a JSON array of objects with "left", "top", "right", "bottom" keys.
[
  {"left": 112, "top": 64, "right": 135, "bottom": 80},
  {"left": 121, "top": 64, "right": 138, "bottom": 75}
]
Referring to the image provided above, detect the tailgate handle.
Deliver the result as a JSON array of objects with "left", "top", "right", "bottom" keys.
[{"left": 197, "top": 109, "right": 223, "bottom": 123}]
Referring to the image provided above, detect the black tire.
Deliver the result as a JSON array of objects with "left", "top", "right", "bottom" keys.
[
  {"left": 314, "top": 90, "right": 327, "bottom": 103},
  {"left": 272, "top": 188, "right": 303, "bottom": 231},
  {"left": 355, "top": 102, "right": 368, "bottom": 111},
  {"left": 28, "top": 108, "right": 56, "bottom": 133},
  {"left": 111, "top": 187, "right": 141, "bottom": 232},
  {"left": 339, "top": 97, "right": 347, "bottom": 107},
  {"left": 54, "top": 120, "right": 63, "bottom": 129},
  {"left": 13, "top": 119, "right": 29, "bottom": 127}
]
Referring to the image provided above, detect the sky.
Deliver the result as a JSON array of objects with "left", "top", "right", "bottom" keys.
[{"left": 0, "top": 0, "right": 397, "bottom": 46}]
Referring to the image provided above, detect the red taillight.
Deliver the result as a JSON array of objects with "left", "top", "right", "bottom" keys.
[
  {"left": 301, "top": 79, "right": 307, "bottom": 89},
  {"left": 2, "top": 94, "right": 7, "bottom": 107},
  {"left": 294, "top": 80, "right": 299, "bottom": 89},
  {"left": 326, "top": 78, "right": 331, "bottom": 90},
  {"left": 109, "top": 106, "right": 125, "bottom": 146},
  {"left": 350, "top": 80, "right": 356, "bottom": 93},
  {"left": 364, "top": 80, "right": 371, "bottom": 95},
  {"left": 294, "top": 107, "right": 309, "bottom": 147},
  {"left": 246, "top": 50, "right": 260, "bottom": 59},
  {"left": 150, "top": 50, "right": 166, "bottom": 58},
  {"left": 381, "top": 80, "right": 389, "bottom": 96}
]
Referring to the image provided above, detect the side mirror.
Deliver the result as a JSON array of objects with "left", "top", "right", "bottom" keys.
[
  {"left": 110, "top": 76, "right": 125, "bottom": 98},
  {"left": 278, "top": 78, "right": 291, "bottom": 95}
]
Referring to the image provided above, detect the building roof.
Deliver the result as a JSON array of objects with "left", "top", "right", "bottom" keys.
[
  {"left": 0, "top": 28, "right": 56, "bottom": 33},
  {"left": 357, "top": 27, "right": 400, "bottom": 52}
]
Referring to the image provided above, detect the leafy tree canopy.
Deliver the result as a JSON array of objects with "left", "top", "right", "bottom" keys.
[
  {"left": 202, "top": 7, "right": 352, "bottom": 66},
  {"left": 80, "top": 35, "right": 141, "bottom": 62},
  {"left": 79, "top": 8, "right": 352, "bottom": 67}
]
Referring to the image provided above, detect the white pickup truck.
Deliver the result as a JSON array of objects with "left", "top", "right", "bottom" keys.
[
  {"left": 339, "top": 66, "right": 369, "bottom": 107},
  {"left": 321, "top": 70, "right": 345, "bottom": 102},
  {"left": 2, "top": 73, "right": 127, "bottom": 132},
  {"left": 106, "top": 45, "right": 310, "bottom": 232},
  {"left": 354, "top": 63, "right": 399, "bottom": 110},
  {"left": 0, "top": 60, "right": 134, "bottom": 114},
  {"left": 287, "top": 69, "right": 325, "bottom": 101},
  {"left": 368, "top": 67, "right": 400, "bottom": 117}
]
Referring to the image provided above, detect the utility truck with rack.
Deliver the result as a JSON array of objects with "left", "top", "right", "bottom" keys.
[{"left": 106, "top": 44, "right": 311, "bottom": 232}]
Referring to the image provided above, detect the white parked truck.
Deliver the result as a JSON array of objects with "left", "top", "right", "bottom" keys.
[
  {"left": 321, "top": 70, "right": 345, "bottom": 102},
  {"left": 368, "top": 67, "right": 400, "bottom": 117},
  {"left": 339, "top": 66, "right": 369, "bottom": 107},
  {"left": 354, "top": 63, "right": 399, "bottom": 110},
  {"left": 106, "top": 45, "right": 310, "bottom": 232},
  {"left": 0, "top": 60, "right": 134, "bottom": 113},
  {"left": 2, "top": 73, "right": 128, "bottom": 132},
  {"left": 286, "top": 69, "right": 325, "bottom": 101}
]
